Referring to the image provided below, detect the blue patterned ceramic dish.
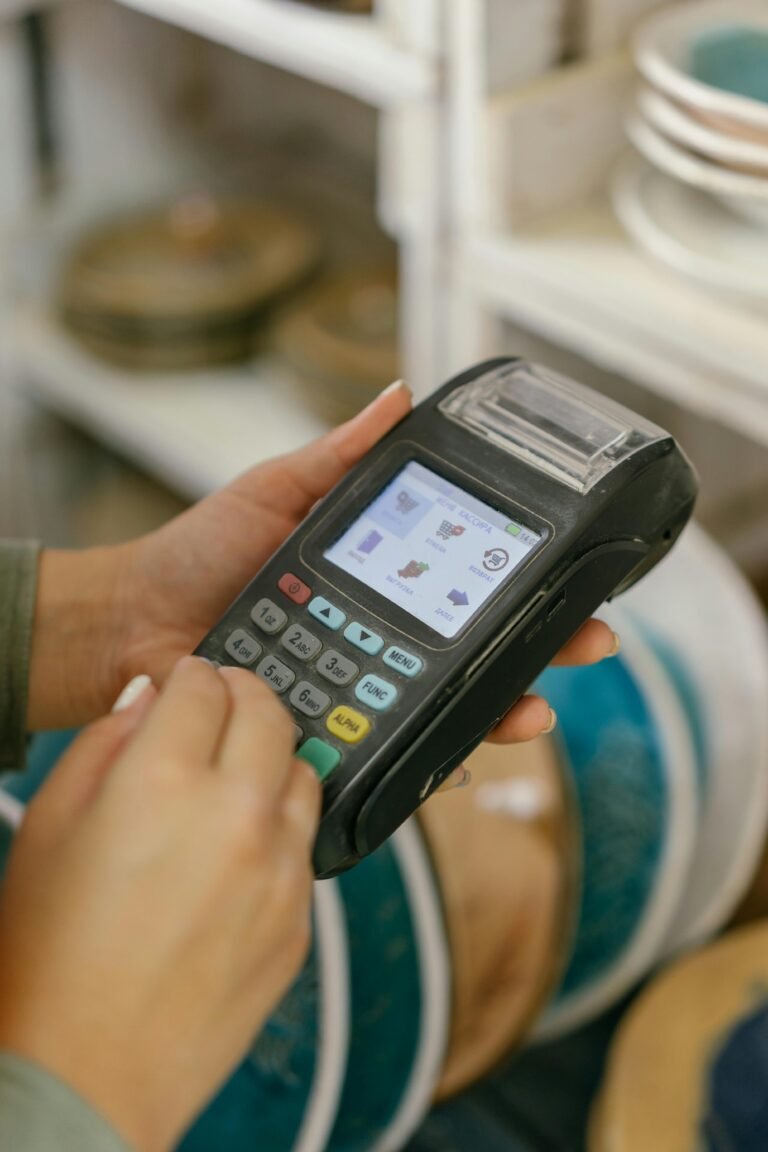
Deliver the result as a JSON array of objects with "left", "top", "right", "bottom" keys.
[
  {"left": 534, "top": 609, "right": 698, "bottom": 1041},
  {"left": 623, "top": 524, "right": 768, "bottom": 952}
]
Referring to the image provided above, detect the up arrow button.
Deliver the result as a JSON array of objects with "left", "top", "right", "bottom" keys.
[{"left": 308, "top": 597, "right": 346, "bottom": 631}]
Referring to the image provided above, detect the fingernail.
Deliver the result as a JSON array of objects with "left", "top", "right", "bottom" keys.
[
  {"left": 0, "top": 788, "right": 25, "bottom": 831},
  {"left": 542, "top": 709, "right": 558, "bottom": 735},
  {"left": 608, "top": 631, "right": 621, "bottom": 658},
  {"left": 436, "top": 766, "right": 472, "bottom": 793},
  {"left": 112, "top": 674, "right": 153, "bottom": 713},
  {"left": 359, "top": 379, "right": 411, "bottom": 414},
  {"left": 381, "top": 378, "right": 410, "bottom": 399}
]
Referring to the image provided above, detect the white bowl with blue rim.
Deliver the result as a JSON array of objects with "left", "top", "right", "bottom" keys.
[
  {"left": 634, "top": 1, "right": 768, "bottom": 141},
  {"left": 626, "top": 111, "right": 768, "bottom": 230},
  {"left": 533, "top": 607, "right": 699, "bottom": 1041},
  {"left": 621, "top": 522, "right": 768, "bottom": 953},
  {"left": 637, "top": 85, "right": 768, "bottom": 174}
]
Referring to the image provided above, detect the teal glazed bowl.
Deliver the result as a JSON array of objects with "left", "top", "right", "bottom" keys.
[
  {"left": 534, "top": 610, "right": 698, "bottom": 1042},
  {"left": 622, "top": 524, "right": 768, "bottom": 954},
  {"left": 692, "top": 25, "right": 768, "bottom": 106}
]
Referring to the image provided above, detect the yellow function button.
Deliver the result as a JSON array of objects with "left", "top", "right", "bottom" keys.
[{"left": 326, "top": 706, "right": 371, "bottom": 745}]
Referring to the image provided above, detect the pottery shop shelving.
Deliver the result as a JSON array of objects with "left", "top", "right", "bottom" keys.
[{"left": 5, "top": 0, "right": 768, "bottom": 538}]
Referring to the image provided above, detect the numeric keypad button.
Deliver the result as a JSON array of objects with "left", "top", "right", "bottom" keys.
[
  {"left": 251, "top": 598, "right": 287, "bottom": 635},
  {"left": 224, "top": 629, "right": 262, "bottom": 666},
  {"left": 290, "top": 681, "right": 331, "bottom": 719},
  {"left": 316, "top": 649, "right": 359, "bottom": 687},
  {"left": 255, "top": 656, "right": 295, "bottom": 694},
  {"left": 281, "top": 625, "right": 322, "bottom": 662}
]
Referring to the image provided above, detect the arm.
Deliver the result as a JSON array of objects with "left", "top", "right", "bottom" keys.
[
  {"left": 0, "top": 1053, "right": 130, "bottom": 1152},
  {"left": 26, "top": 545, "right": 131, "bottom": 733}
]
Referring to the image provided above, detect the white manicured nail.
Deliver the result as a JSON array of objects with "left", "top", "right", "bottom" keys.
[
  {"left": 380, "top": 378, "right": 410, "bottom": 399},
  {"left": 112, "top": 674, "right": 153, "bottom": 713},
  {"left": 0, "top": 789, "right": 25, "bottom": 830},
  {"left": 436, "top": 765, "right": 472, "bottom": 793}
]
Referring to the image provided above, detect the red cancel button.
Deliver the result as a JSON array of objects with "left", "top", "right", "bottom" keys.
[{"left": 278, "top": 572, "right": 312, "bottom": 605}]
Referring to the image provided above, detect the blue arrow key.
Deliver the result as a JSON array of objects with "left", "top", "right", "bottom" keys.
[
  {"left": 308, "top": 596, "right": 347, "bottom": 631},
  {"left": 344, "top": 622, "right": 384, "bottom": 656}
]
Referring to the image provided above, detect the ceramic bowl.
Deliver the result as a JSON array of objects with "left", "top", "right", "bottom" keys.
[
  {"left": 637, "top": 85, "right": 768, "bottom": 174},
  {"left": 627, "top": 112, "right": 768, "bottom": 229},
  {"left": 622, "top": 523, "right": 768, "bottom": 953},
  {"left": 634, "top": 1, "right": 768, "bottom": 142},
  {"left": 533, "top": 608, "right": 699, "bottom": 1041},
  {"left": 612, "top": 154, "right": 768, "bottom": 305}
]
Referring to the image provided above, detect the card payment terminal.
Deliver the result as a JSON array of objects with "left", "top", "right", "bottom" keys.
[{"left": 195, "top": 358, "right": 698, "bottom": 877}]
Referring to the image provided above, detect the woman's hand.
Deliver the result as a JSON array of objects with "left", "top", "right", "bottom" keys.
[
  {"left": 0, "top": 658, "right": 320, "bottom": 1152},
  {"left": 28, "top": 381, "right": 618, "bottom": 736}
]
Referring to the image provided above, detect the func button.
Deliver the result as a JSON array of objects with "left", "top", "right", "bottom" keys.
[
  {"left": 355, "top": 674, "right": 398, "bottom": 712},
  {"left": 326, "top": 706, "right": 371, "bottom": 745}
]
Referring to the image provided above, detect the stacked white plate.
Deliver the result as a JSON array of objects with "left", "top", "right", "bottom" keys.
[{"left": 615, "top": 0, "right": 768, "bottom": 304}]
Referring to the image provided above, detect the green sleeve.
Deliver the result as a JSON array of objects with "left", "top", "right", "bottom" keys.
[
  {"left": 0, "top": 540, "right": 40, "bottom": 772},
  {"left": 0, "top": 1052, "right": 131, "bottom": 1152}
]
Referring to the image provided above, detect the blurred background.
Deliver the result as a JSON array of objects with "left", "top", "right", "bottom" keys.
[
  {"left": 3, "top": 2, "right": 768, "bottom": 1150},
  {"left": 2, "top": 0, "right": 768, "bottom": 580}
]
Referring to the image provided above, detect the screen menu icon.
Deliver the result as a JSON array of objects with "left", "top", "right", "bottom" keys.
[{"left": 358, "top": 530, "right": 383, "bottom": 555}]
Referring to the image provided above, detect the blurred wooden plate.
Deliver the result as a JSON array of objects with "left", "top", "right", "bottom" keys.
[
  {"left": 417, "top": 736, "right": 577, "bottom": 1100},
  {"left": 60, "top": 197, "right": 319, "bottom": 368},
  {"left": 273, "top": 264, "right": 400, "bottom": 421},
  {"left": 591, "top": 922, "right": 768, "bottom": 1152}
]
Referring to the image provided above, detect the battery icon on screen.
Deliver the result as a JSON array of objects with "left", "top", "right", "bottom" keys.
[{"left": 505, "top": 523, "right": 522, "bottom": 536}]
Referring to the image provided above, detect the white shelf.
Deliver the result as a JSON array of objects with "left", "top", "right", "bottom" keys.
[
  {"left": 468, "top": 200, "right": 768, "bottom": 448},
  {"left": 9, "top": 304, "right": 334, "bottom": 499},
  {"left": 116, "top": 0, "right": 437, "bottom": 108}
]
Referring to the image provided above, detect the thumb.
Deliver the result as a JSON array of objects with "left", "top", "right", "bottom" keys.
[
  {"left": 230, "top": 379, "right": 413, "bottom": 517},
  {"left": 23, "top": 679, "right": 157, "bottom": 843}
]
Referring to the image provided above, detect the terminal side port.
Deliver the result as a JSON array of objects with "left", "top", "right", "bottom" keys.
[{"left": 546, "top": 591, "right": 567, "bottom": 621}]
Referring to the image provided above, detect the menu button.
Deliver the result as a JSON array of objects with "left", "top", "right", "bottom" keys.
[{"left": 383, "top": 646, "right": 423, "bottom": 679}]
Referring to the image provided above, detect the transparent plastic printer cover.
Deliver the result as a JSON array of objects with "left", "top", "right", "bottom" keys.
[{"left": 439, "top": 362, "right": 667, "bottom": 494}]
